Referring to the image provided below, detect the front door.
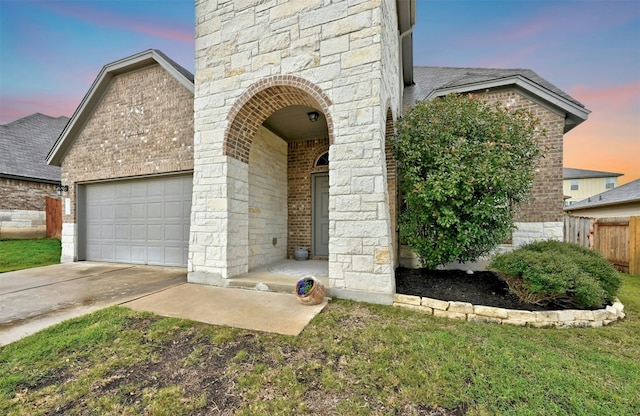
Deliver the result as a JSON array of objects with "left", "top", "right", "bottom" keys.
[{"left": 312, "top": 173, "right": 329, "bottom": 257}]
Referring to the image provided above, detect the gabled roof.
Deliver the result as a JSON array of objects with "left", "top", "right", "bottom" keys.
[
  {"left": 564, "top": 179, "right": 640, "bottom": 211},
  {"left": 404, "top": 66, "right": 590, "bottom": 133},
  {"left": 47, "top": 49, "right": 194, "bottom": 166},
  {"left": 563, "top": 167, "right": 623, "bottom": 180},
  {"left": 1, "top": 113, "right": 69, "bottom": 183}
]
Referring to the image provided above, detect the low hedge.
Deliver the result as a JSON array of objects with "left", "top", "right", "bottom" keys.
[{"left": 490, "top": 240, "right": 621, "bottom": 308}]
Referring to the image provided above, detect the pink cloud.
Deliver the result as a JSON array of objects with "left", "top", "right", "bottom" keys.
[
  {"left": 570, "top": 83, "right": 640, "bottom": 112},
  {"left": 40, "top": 2, "right": 193, "bottom": 43},
  {"left": 564, "top": 89, "right": 640, "bottom": 184},
  {"left": 0, "top": 95, "right": 80, "bottom": 124}
]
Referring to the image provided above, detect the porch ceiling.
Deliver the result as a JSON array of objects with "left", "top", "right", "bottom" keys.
[{"left": 263, "top": 105, "right": 328, "bottom": 142}]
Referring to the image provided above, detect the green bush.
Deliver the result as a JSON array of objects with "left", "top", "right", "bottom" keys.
[
  {"left": 394, "top": 93, "right": 542, "bottom": 269},
  {"left": 490, "top": 240, "right": 621, "bottom": 308}
]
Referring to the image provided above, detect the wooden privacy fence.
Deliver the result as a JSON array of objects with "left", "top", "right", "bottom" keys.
[
  {"left": 45, "top": 196, "right": 62, "bottom": 239},
  {"left": 564, "top": 216, "right": 640, "bottom": 275}
]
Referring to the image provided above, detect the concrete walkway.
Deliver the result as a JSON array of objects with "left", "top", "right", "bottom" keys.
[
  {"left": 124, "top": 284, "right": 328, "bottom": 336},
  {"left": 1, "top": 260, "right": 329, "bottom": 345}
]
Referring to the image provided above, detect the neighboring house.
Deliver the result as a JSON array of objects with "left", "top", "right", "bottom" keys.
[
  {"left": 564, "top": 179, "right": 640, "bottom": 218},
  {"left": 399, "top": 66, "right": 590, "bottom": 267},
  {"left": 563, "top": 168, "right": 623, "bottom": 206},
  {"left": 1, "top": 113, "right": 68, "bottom": 238},
  {"left": 48, "top": 0, "right": 590, "bottom": 304},
  {"left": 47, "top": 49, "right": 194, "bottom": 266}
]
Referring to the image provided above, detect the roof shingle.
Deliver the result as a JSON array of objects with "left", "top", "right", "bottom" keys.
[{"left": 1, "top": 113, "right": 68, "bottom": 183}]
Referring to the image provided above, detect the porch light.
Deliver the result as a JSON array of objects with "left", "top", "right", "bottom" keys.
[
  {"left": 307, "top": 111, "right": 319, "bottom": 122},
  {"left": 56, "top": 184, "right": 69, "bottom": 197}
]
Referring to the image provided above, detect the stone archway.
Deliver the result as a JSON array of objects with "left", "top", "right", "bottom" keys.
[
  {"left": 223, "top": 76, "right": 333, "bottom": 270},
  {"left": 224, "top": 75, "right": 333, "bottom": 164}
]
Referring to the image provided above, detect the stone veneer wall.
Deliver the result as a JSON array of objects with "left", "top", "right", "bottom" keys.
[
  {"left": 0, "top": 178, "right": 58, "bottom": 239},
  {"left": 394, "top": 294, "right": 626, "bottom": 328},
  {"left": 248, "top": 126, "right": 288, "bottom": 269},
  {"left": 0, "top": 209, "right": 46, "bottom": 239},
  {"left": 191, "top": 0, "right": 401, "bottom": 303},
  {"left": 287, "top": 138, "right": 329, "bottom": 259},
  {"left": 59, "top": 63, "right": 194, "bottom": 262}
]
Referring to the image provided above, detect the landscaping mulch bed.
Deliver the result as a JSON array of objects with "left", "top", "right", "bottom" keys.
[{"left": 395, "top": 268, "right": 574, "bottom": 311}]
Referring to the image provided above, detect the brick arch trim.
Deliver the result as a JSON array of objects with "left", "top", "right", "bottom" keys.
[{"left": 225, "top": 75, "right": 334, "bottom": 164}]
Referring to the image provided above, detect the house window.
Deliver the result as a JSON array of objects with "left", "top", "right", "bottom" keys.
[
  {"left": 315, "top": 152, "right": 329, "bottom": 167},
  {"left": 605, "top": 177, "right": 615, "bottom": 189},
  {"left": 570, "top": 179, "right": 579, "bottom": 191}
]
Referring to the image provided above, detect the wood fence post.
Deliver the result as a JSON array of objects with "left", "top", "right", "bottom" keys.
[{"left": 631, "top": 216, "right": 640, "bottom": 276}]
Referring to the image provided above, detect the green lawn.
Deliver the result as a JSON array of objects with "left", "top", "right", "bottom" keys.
[
  {"left": 1, "top": 274, "right": 639, "bottom": 415},
  {"left": 0, "top": 239, "right": 61, "bottom": 273}
]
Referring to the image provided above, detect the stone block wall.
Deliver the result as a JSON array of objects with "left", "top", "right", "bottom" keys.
[
  {"left": 0, "top": 209, "right": 46, "bottom": 239},
  {"left": 192, "top": 0, "right": 401, "bottom": 303},
  {"left": 394, "top": 293, "right": 626, "bottom": 328},
  {"left": 0, "top": 178, "right": 57, "bottom": 239},
  {"left": 248, "top": 126, "right": 288, "bottom": 269},
  {"left": 59, "top": 63, "right": 194, "bottom": 261}
]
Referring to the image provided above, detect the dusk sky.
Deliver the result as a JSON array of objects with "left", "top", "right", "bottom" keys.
[{"left": 1, "top": 0, "right": 638, "bottom": 183}]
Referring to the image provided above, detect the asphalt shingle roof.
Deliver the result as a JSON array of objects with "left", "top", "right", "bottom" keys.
[
  {"left": 404, "top": 66, "right": 586, "bottom": 109},
  {"left": 152, "top": 49, "right": 194, "bottom": 83},
  {"left": 563, "top": 168, "right": 623, "bottom": 179},
  {"left": 1, "top": 113, "right": 68, "bottom": 182},
  {"left": 565, "top": 179, "right": 640, "bottom": 210}
]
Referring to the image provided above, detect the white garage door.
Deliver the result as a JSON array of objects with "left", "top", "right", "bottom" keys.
[{"left": 83, "top": 175, "right": 192, "bottom": 267}]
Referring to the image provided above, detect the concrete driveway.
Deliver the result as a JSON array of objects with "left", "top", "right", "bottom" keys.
[{"left": 0, "top": 262, "right": 186, "bottom": 346}]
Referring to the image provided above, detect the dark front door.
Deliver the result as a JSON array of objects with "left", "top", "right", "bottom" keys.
[{"left": 312, "top": 173, "right": 329, "bottom": 257}]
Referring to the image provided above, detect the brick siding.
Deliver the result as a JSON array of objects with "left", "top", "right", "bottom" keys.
[
  {"left": 287, "top": 138, "right": 329, "bottom": 259},
  {"left": 478, "top": 89, "right": 565, "bottom": 223},
  {"left": 60, "top": 64, "right": 194, "bottom": 222},
  {"left": 0, "top": 177, "right": 57, "bottom": 210}
]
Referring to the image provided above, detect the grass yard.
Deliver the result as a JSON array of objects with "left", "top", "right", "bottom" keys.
[
  {"left": 1, "top": 274, "right": 639, "bottom": 415},
  {"left": 0, "top": 239, "right": 61, "bottom": 273}
]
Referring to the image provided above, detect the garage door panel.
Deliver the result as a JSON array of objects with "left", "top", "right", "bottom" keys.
[
  {"left": 115, "top": 204, "right": 130, "bottom": 219},
  {"left": 147, "top": 202, "right": 164, "bottom": 220},
  {"left": 131, "top": 203, "right": 146, "bottom": 220},
  {"left": 164, "top": 224, "right": 182, "bottom": 241},
  {"left": 101, "top": 204, "right": 115, "bottom": 220},
  {"left": 147, "top": 224, "right": 163, "bottom": 242},
  {"left": 100, "top": 224, "right": 114, "bottom": 239},
  {"left": 100, "top": 245, "right": 115, "bottom": 261},
  {"left": 147, "top": 247, "right": 163, "bottom": 265},
  {"left": 131, "top": 224, "right": 146, "bottom": 241},
  {"left": 164, "top": 201, "right": 182, "bottom": 219},
  {"left": 164, "top": 247, "right": 182, "bottom": 266},
  {"left": 131, "top": 246, "right": 146, "bottom": 263},
  {"left": 83, "top": 175, "right": 191, "bottom": 266},
  {"left": 115, "top": 224, "right": 130, "bottom": 239}
]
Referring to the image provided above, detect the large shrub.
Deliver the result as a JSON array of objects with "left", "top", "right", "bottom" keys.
[
  {"left": 394, "top": 93, "right": 542, "bottom": 269},
  {"left": 490, "top": 240, "right": 621, "bottom": 308}
]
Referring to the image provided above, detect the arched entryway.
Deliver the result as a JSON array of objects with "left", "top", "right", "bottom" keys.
[{"left": 224, "top": 76, "right": 333, "bottom": 270}]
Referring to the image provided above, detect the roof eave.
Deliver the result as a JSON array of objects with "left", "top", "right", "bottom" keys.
[
  {"left": 564, "top": 198, "right": 640, "bottom": 211},
  {"left": 46, "top": 50, "right": 194, "bottom": 167},
  {"left": 425, "top": 75, "right": 591, "bottom": 133},
  {"left": 0, "top": 173, "right": 60, "bottom": 185}
]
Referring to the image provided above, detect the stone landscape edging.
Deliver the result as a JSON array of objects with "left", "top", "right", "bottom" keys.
[{"left": 393, "top": 294, "right": 626, "bottom": 328}]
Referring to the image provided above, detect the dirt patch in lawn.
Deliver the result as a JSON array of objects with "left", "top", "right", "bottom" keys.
[{"left": 395, "top": 268, "right": 580, "bottom": 311}]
